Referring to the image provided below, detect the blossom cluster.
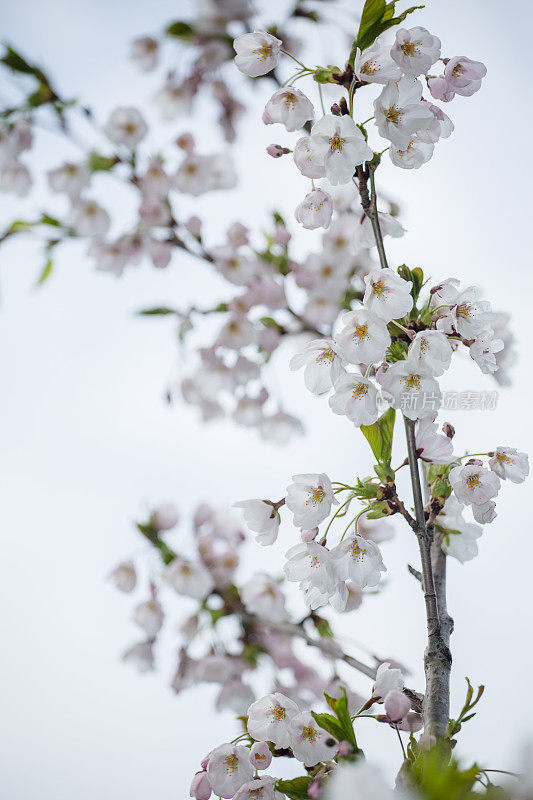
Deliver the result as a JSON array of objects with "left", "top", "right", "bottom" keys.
[
  {"left": 191, "top": 660, "right": 423, "bottom": 800},
  {"left": 110, "top": 500, "right": 395, "bottom": 716}
]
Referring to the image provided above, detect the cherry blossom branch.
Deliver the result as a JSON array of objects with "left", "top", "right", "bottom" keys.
[{"left": 358, "top": 170, "right": 452, "bottom": 738}]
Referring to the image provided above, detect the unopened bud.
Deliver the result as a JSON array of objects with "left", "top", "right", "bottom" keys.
[
  {"left": 152, "top": 503, "right": 179, "bottom": 531},
  {"left": 266, "top": 144, "right": 290, "bottom": 158},
  {"left": 443, "top": 422, "right": 455, "bottom": 439},
  {"left": 467, "top": 458, "right": 483, "bottom": 466},
  {"left": 308, "top": 778, "right": 323, "bottom": 799},
  {"left": 190, "top": 771, "right": 212, "bottom": 800},
  {"left": 330, "top": 103, "right": 341, "bottom": 116},
  {"left": 336, "top": 740, "right": 352, "bottom": 757},
  {"left": 301, "top": 528, "right": 318, "bottom": 542},
  {"left": 384, "top": 689, "right": 411, "bottom": 723}
]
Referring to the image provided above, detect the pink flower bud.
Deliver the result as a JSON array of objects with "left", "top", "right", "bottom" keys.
[
  {"left": 330, "top": 103, "right": 341, "bottom": 115},
  {"left": 336, "top": 740, "right": 352, "bottom": 757},
  {"left": 443, "top": 422, "right": 455, "bottom": 440},
  {"left": 250, "top": 741, "right": 272, "bottom": 769},
  {"left": 300, "top": 528, "right": 318, "bottom": 542},
  {"left": 273, "top": 225, "right": 291, "bottom": 246},
  {"left": 190, "top": 771, "right": 212, "bottom": 800},
  {"left": 152, "top": 503, "right": 179, "bottom": 531},
  {"left": 308, "top": 778, "right": 323, "bottom": 798},
  {"left": 200, "top": 756, "right": 210, "bottom": 771},
  {"left": 384, "top": 690, "right": 411, "bottom": 723},
  {"left": 185, "top": 215, "right": 202, "bottom": 239},
  {"left": 466, "top": 458, "right": 483, "bottom": 466},
  {"left": 266, "top": 144, "right": 290, "bottom": 158}
]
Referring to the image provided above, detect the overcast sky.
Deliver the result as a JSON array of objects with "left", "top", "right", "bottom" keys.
[{"left": 1, "top": 1, "right": 532, "bottom": 798}]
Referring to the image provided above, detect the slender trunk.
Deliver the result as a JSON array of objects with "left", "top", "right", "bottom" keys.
[
  {"left": 357, "top": 162, "right": 453, "bottom": 737},
  {"left": 404, "top": 418, "right": 452, "bottom": 738}
]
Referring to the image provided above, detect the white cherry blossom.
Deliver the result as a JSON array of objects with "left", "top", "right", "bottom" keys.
[
  {"left": 330, "top": 533, "right": 386, "bottom": 588},
  {"left": 471, "top": 500, "right": 496, "bottom": 524},
  {"left": 489, "top": 447, "right": 529, "bottom": 484},
  {"left": 47, "top": 162, "right": 90, "bottom": 197},
  {"left": 233, "top": 30, "right": 282, "bottom": 77},
  {"left": 451, "top": 287, "right": 492, "bottom": 338},
  {"left": 249, "top": 741, "right": 272, "bottom": 770},
  {"left": 263, "top": 87, "right": 314, "bottom": 132},
  {"left": 329, "top": 372, "right": 380, "bottom": 427},
  {"left": 325, "top": 761, "right": 395, "bottom": 800},
  {"left": 247, "top": 692, "right": 299, "bottom": 748},
  {"left": 389, "top": 135, "right": 434, "bottom": 169},
  {"left": 295, "top": 188, "right": 333, "bottom": 230},
  {"left": 373, "top": 662, "right": 404, "bottom": 700},
  {"left": 108, "top": 560, "right": 137, "bottom": 593},
  {"left": 335, "top": 308, "right": 391, "bottom": 365},
  {"left": 391, "top": 27, "right": 441, "bottom": 76},
  {"left": 133, "top": 599, "right": 164, "bottom": 637},
  {"left": 233, "top": 499, "right": 280, "bottom": 545},
  {"left": 241, "top": 573, "right": 286, "bottom": 622},
  {"left": 449, "top": 463, "right": 500, "bottom": 507},
  {"left": 284, "top": 542, "right": 336, "bottom": 595},
  {"left": 408, "top": 330, "right": 452, "bottom": 376},
  {"left": 233, "top": 777, "right": 280, "bottom": 800},
  {"left": 207, "top": 743, "right": 254, "bottom": 799},
  {"left": 353, "top": 36, "right": 401, "bottom": 84},
  {"left": 306, "top": 115, "right": 373, "bottom": 185},
  {"left": 104, "top": 106, "right": 147, "bottom": 149},
  {"left": 286, "top": 473, "right": 336, "bottom": 528},
  {"left": 443, "top": 56, "right": 487, "bottom": 98},
  {"left": 293, "top": 136, "right": 326, "bottom": 179},
  {"left": 374, "top": 77, "right": 433, "bottom": 147},
  {"left": 290, "top": 339, "right": 345, "bottom": 395},
  {"left": 438, "top": 496, "right": 483, "bottom": 563},
  {"left": 416, "top": 415, "right": 454, "bottom": 463},
  {"left": 67, "top": 199, "right": 110, "bottom": 237},
  {"left": 469, "top": 331, "right": 504, "bottom": 374},
  {"left": 363, "top": 268, "right": 413, "bottom": 321},
  {"left": 417, "top": 101, "right": 454, "bottom": 143},
  {"left": 165, "top": 558, "right": 215, "bottom": 600},
  {"left": 288, "top": 711, "right": 338, "bottom": 765},
  {"left": 380, "top": 360, "right": 441, "bottom": 420}
]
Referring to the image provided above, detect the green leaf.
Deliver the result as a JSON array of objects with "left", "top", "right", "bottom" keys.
[
  {"left": 312, "top": 616, "right": 334, "bottom": 638},
  {"left": 36, "top": 258, "right": 53, "bottom": 286},
  {"left": 311, "top": 712, "right": 345, "bottom": 742},
  {"left": 360, "top": 407, "right": 396, "bottom": 465},
  {"left": 350, "top": 1, "right": 424, "bottom": 62},
  {"left": 88, "top": 152, "right": 119, "bottom": 172},
  {"left": 166, "top": 20, "right": 195, "bottom": 39},
  {"left": 397, "top": 264, "right": 424, "bottom": 305},
  {"left": 275, "top": 777, "right": 312, "bottom": 800},
  {"left": 137, "top": 307, "right": 177, "bottom": 316},
  {"left": 39, "top": 213, "right": 61, "bottom": 227},
  {"left": 333, "top": 689, "right": 358, "bottom": 748}
]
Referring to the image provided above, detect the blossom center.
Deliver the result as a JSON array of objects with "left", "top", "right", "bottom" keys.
[
  {"left": 350, "top": 540, "right": 364, "bottom": 561},
  {"left": 223, "top": 754, "right": 239, "bottom": 773},
  {"left": 307, "top": 487, "right": 325, "bottom": 506},
  {"left": 401, "top": 42, "right": 421, "bottom": 56},
  {"left": 372, "top": 280, "right": 390, "bottom": 299},
  {"left": 283, "top": 92, "right": 298, "bottom": 109},
  {"left": 361, "top": 58, "right": 380, "bottom": 75},
  {"left": 465, "top": 474, "right": 481, "bottom": 490},
  {"left": 401, "top": 374, "right": 421, "bottom": 390},
  {"left": 452, "top": 63, "right": 464, "bottom": 77},
  {"left": 253, "top": 45, "right": 273, "bottom": 61},
  {"left": 496, "top": 452, "right": 512, "bottom": 464},
  {"left": 352, "top": 382, "right": 368, "bottom": 399},
  {"left": 267, "top": 704, "right": 286, "bottom": 723},
  {"left": 316, "top": 349, "right": 334, "bottom": 364},
  {"left": 385, "top": 105, "right": 402, "bottom": 124},
  {"left": 329, "top": 133, "right": 346, "bottom": 153},
  {"left": 353, "top": 324, "right": 369, "bottom": 342},
  {"left": 300, "top": 725, "right": 318, "bottom": 742}
]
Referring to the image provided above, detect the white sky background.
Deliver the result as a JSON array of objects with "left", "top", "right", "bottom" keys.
[{"left": 1, "top": 0, "right": 532, "bottom": 797}]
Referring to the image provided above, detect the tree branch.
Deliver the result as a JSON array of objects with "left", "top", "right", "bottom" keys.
[{"left": 356, "top": 166, "right": 452, "bottom": 737}]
